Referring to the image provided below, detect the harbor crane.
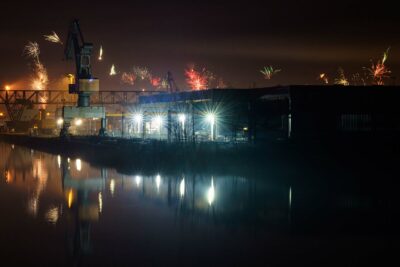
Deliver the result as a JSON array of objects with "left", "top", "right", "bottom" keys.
[{"left": 60, "top": 19, "right": 106, "bottom": 137}]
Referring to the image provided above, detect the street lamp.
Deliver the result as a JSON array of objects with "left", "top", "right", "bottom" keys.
[
  {"left": 133, "top": 113, "right": 143, "bottom": 134},
  {"left": 75, "top": 159, "right": 82, "bottom": 172},
  {"left": 57, "top": 118, "right": 64, "bottom": 126},
  {"left": 180, "top": 178, "right": 185, "bottom": 198},
  {"left": 207, "top": 178, "right": 215, "bottom": 206},
  {"left": 152, "top": 116, "right": 163, "bottom": 136},
  {"left": 205, "top": 113, "right": 216, "bottom": 141},
  {"left": 178, "top": 113, "right": 186, "bottom": 131},
  {"left": 75, "top": 118, "right": 83, "bottom": 126}
]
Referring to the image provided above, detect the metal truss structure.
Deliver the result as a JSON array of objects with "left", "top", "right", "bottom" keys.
[{"left": 0, "top": 90, "right": 163, "bottom": 121}]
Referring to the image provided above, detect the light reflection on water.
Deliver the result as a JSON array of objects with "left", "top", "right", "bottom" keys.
[{"left": 0, "top": 142, "right": 397, "bottom": 266}]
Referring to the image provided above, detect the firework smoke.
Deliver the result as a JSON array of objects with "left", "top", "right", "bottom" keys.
[
  {"left": 334, "top": 67, "right": 349, "bottom": 86},
  {"left": 216, "top": 78, "right": 227, "bottom": 89},
  {"left": 261, "top": 66, "right": 281, "bottom": 80},
  {"left": 31, "top": 62, "right": 49, "bottom": 90},
  {"left": 44, "top": 31, "right": 63, "bottom": 45},
  {"left": 351, "top": 73, "right": 366, "bottom": 86}
]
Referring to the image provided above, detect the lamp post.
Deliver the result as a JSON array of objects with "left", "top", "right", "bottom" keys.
[
  {"left": 206, "top": 113, "right": 215, "bottom": 141},
  {"left": 178, "top": 114, "right": 186, "bottom": 131}
]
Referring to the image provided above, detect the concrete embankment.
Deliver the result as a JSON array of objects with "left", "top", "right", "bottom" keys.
[
  {"left": 0, "top": 134, "right": 292, "bottom": 175},
  {"left": 1, "top": 133, "right": 399, "bottom": 184}
]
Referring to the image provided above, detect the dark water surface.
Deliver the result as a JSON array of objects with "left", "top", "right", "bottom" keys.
[{"left": 0, "top": 142, "right": 398, "bottom": 266}]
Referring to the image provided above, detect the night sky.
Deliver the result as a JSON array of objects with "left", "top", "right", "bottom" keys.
[{"left": 1, "top": 0, "right": 400, "bottom": 90}]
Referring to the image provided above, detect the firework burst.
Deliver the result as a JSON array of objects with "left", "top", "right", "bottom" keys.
[
  {"left": 365, "top": 48, "right": 391, "bottom": 85},
  {"left": 110, "top": 64, "right": 117, "bottom": 76},
  {"left": 260, "top": 66, "right": 281, "bottom": 80},
  {"left": 334, "top": 68, "right": 350, "bottom": 86},
  {"left": 185, "top": 66, "right": 208, "bottom": 90},
  {"left": 150, "top": 76, "right": 161, "bottom": 87},
  {"left": 319, "top": 73, "right": 329, "bottom": 84},
  {"left": 160, "top": 79, "right": 169, "bottom": 89},
  {"left": 133, "top": 66, "right": 151, "bottom": 80},
  {"left": 44, "top": 31, "right": 63, "bottom": 45},
  {"left": 121, "top": 72, "right": 136, "bottom": 85},
  {"left": 23, "top": 41, "right": 48, "bottom": 91},
  {"left": 24, "top": 42, "right": 40, "bottom": 60}
]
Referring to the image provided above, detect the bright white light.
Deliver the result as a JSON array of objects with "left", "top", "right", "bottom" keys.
[
  {"left": 57, "top": 155, "right": 61, "bottom": 168},
  {"left": 74, "top": 118, "right": 83, "bottom": 126},
  {"left": 207, "top": 178, "right": 215, "bottom": 206},
  {"left": 75, "top": 159, "right": 82, "bottom": 172},
  {"left": 135, "top": 175, "right": 142, "bottom": 187},
  {"left": 110, "top": 179, "right": 115, "bottom": 196},
  {"left": 178, "top": 114, "right": 186, "bottom": 131},
  {"left": 180, "top": 178, "right": 185, "bottom": 198},
  {"left": 205, "top": 113, "right": 216, "bottom": 141},
  {"left": 152, "top": 116, "right": 163, "bottom": 133},
  {"left": 155, "top": 116, "right": 163, "bottom": 124},
  {"left": 67, "top": 157, "right": 70, "bottom": 163},
  {"left": 156, "top": 175, "right": 161, "bottom": 192},
  {"left": 178, "top": 114, "right": 186, "bottom": 123},
  {"left": 133, "top": 114, "right": 143, "bottom": 133},
  {"left": 98, "top": 192, "right": 103, "bottom": 213},
  {"left": 133, "top": 113, "right": 143, "bottom": 123},
  {"left": 57, "top": 118, "right": 64, "bottom": 126},
  {"left": 205, "top": 113, "right": 215, "bottom": 125}
]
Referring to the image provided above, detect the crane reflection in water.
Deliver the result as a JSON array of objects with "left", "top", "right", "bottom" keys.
[{"left": 0, "top": 142, "right": 303, "bottom": 265}]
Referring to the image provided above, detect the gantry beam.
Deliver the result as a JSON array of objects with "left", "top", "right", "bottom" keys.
[{"left": 0, "top": 90, "right": 163, "bottom": 105}]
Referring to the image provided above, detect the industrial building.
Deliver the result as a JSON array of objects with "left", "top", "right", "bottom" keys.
[
  {"left": 131, "top": 85, "right": 400, "bottom": 143},
  {"left": 2, "top": 85, "right": 400, "bottom": 142}
]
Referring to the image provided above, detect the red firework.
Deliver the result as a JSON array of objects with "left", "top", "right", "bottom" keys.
[
  {"left": 185, "top": 67, "right": 207, "bottom": 90},
  {"left": 121, "top": 72, "right": 136, "bottom": 85},
  {"left": 150, "top": 77, "right": 161, "bottom": 87}
]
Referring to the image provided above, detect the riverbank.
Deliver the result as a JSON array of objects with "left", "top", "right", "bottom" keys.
[{"left": 1, "top": 133, "right": 399, "bottom": 184}]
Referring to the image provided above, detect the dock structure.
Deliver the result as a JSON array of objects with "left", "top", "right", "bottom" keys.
[{"left": 2, "top": 85, "right": 400, "bottom": 143}]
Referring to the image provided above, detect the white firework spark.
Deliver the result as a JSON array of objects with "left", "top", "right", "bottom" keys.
[
  {"left": 110, "top": 64, "right": 117, "bottom": 76},
  {"left": 98, "top": 46, "right": 103, "bottom": 61},
  {"left": 24, "top": 41, "right": 40, "bottom": 60},
  {"left": 133, "top": 66, "right": 151, "bottom": 80},
  {"left": 44, "top": 31, "right": 63, "bottom": 45}
]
